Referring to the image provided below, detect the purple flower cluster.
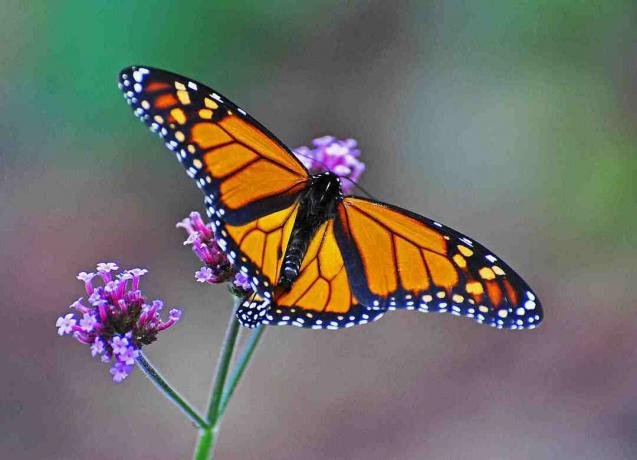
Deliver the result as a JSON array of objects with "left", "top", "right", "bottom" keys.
[
  {"left": 293, "top": 136, "right": 365, "bottom": 194},
  {"left": 177, "top": 212, "right": 251, "bottom": 293},
  {"left": 56, "top": 263, "right": 182, "bottom": 383}
]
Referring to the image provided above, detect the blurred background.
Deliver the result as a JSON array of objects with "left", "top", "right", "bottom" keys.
[{"left": 2, "top": 1, "right": 637, "bottom": 459}]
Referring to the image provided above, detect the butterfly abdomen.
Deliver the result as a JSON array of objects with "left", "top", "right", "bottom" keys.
[
  {"left": 278, "top": 173, "right": 342, "bottom": 289},
  {"left": 279, "top": 233, "right": 310, "bottom": 289}
]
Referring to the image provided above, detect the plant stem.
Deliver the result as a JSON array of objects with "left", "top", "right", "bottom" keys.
[
  {"left": 193, "top": 296, "right": 242, "bottom": 459},
  {"left": 218, "top": 325, "right": 265, "bottom": 417},
  {"left": 206, "top": 296, "right": 242, "bottom": 423},
  {"left": 193, "top": 428, "right": 213, "bottom": 460},
  {"left": 194, "top": 296, "right": 268, "bottom": 459},
  {"left": 136, "top": 351, "right": 208, "bottom": 429}
]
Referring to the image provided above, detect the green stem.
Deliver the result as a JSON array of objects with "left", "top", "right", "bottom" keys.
[
  {"left": 218, "top": 325, "right": 265, "bottom": 417},
  {"left": 136, "top": 351, "right": 208, "bottom": 429},
  {"left": 193, "top": 428, "right": 213, "bottom": 460},
  {"left": 193, "top": 295, "right": 267, "bottom": 459},
  {"left": 206, "top": 296, "right": 242, "bottom": 423}
]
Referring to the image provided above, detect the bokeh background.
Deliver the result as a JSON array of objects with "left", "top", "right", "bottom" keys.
[{"left": 2, "top": 1, "right": 637, "bottom": 459}]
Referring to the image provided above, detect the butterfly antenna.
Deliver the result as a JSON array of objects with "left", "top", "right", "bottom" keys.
[
  {"left": 341, "top": 177, "right": 377, "bottom": 200},
  {"left": 293, "top": 149, "right": 377, "bottom": 200}
]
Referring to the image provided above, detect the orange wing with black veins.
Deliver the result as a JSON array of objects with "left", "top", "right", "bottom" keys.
[
  {"left": 334, "top": 197, "right": 542, "bottom": 329},
  {"left": 119, "top": 66, "right": 309, "bottom": 299},
  {"left": 237, "top": 219, "right": 384, "bottom": 329}
]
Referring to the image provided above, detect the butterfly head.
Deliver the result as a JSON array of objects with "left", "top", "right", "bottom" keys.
[{"left": 309, "top": 171, "right": 343, "bottom": 202}]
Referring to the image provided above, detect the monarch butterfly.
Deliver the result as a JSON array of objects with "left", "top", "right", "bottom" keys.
[{"left": 119, "top": 66, "right": 543, "bottom": 331}]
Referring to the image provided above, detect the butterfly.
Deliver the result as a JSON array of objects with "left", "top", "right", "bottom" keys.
[{"left": 119, "top": 66, "right": 543, "bottom": 331}]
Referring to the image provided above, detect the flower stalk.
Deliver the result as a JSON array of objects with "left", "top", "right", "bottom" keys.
[
  {"left": 193, "top": 429, "right": 213, "bottom": 460},
  {"left": 192, "top": 296, "right": 243, "bottom": 459},
  {"left": 136, "top": 351, "right": 208, "bottom": 429},
  {"left": 219, "top": 325, "right": 265, "bottom": 417},
  {"left": 206, "top": 296, "right": 243, "bottom": 422}
]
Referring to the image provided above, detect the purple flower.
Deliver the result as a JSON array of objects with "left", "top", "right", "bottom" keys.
[
  {"left": 118, "top": 271, "right": 134, "bottom": 281},
  {"left": 129, "top": 268, "right": 148, "bottom": 277},
  {"left": 57, "top": 263, "right": 182, "bottom": 383},
  {"left": 110, "top": 335, "right": 130, "bottom": 356},
  {"left": 77, "top": 272, "right": 95, "bottom": 282},
  {"left": 97, "top": 262, "right": 119, "bottom": 273},
  {"left": 178, "top": 212, "right": 233, "bottom": 284},
  {"left": 79, "top": 313, "right": 97, "bottom": 332},
  {"left": 56, "top": 313, "right": 76, "bottom": 336},
  {"left": 119, "top": 346, "right": 140, "bottom": 365},
  {"left": 293, "top": 136, "right": 365, "bottom": 194},
  {"left": 91, "top": 338, "right": 105, "bottom": 357},
  {"left": 156, "top": 308, "right": 183, "bottom": 332},
  {"left": 183, "top": 232, "right": 200, "bottom": 246},
  {"left": 233, "top": 272, "right": 251, "bottom": 292},
  {"left": 195, "top": 267, "right": 214, "bottom": 283},
  {"left": 110, "top": 362, "right": 133, "bottom": 383},
  {"left": 70, "top": 297, "right": 89, "bottom": 314}
]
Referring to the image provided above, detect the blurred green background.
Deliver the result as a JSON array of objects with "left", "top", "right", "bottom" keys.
[{"left": 2, "top": 1, "right": 637, "bottom": 459}]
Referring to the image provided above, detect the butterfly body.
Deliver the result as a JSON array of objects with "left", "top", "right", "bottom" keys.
[
  {"left": 279, "top": 172, "right": 343, "bottom": 289},
  {"left": 119, "top": 66, "right": 543, "bottom": 331}
]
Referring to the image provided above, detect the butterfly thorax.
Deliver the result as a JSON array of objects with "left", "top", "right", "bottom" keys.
[{"left": 278, "top": 172, "right": 343, "bottom": 290}]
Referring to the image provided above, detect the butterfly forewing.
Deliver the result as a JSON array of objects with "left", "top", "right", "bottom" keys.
[{"left": 119, "top": 66, "right": 309, "bottom": 299}]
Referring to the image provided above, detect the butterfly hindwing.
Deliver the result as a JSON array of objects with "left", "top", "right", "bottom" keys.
[
  {"left": 222, "top": 201, "right": 300, "bottom": 295},
  {"left": 261, "top": 219, "right": 384, "bottom": 329},
  {"left": 119, "top": 66, "right": 309, "bottom": 299},
  {"left": 335, "top": 197, "right": 542, "bottom": 329},
  {"left": 236, "top": 295, "right": 271, "bottom": 328}
]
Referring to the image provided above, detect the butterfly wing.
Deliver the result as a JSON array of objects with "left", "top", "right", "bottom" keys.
[
  {"left": 119, "top": 66, "right": 542, "bottom": 330},
  {"left": 334, "top": 197, "right": 543, "bottom": 329},
  {"left": 119, "top": 66, "right": 309, "bottom": 297},
  {"left": 236, "top": 218, "right": 384, "bottom": 329}
]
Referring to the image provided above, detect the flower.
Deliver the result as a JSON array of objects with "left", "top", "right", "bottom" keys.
[
  {"left": 293, "top": 136, "right": 365, "bottom": 193},
  {"left": 179, "top": 213, "right": 255, "bottom": 297},
  {"left": 56, "top": 263, "right": 182, "bottom": 383},
  {"left": 233, "top": 272, "right": 251, "bottom": 292},
  {"left": 119, "top": 346, "right": 140, "bottom": 365},
  {"left": 97, "top": 262, "right": 119, "bottom": 273},
  {"left": 56, "top": 313, "right": 76, "bottom": 336},
  {"left": 168, "top": 309, "right": 182, "bottom": 321},
  {"left": 91, "top": 338, "right": 105, "bottom": 357},
  {"left": 110, "top": 362, "right": 133, "bottom": 384},
  {"left": 77, "top": 272, "right": 95, "bottom": 282},
  {"left": 178, "top": 212, "right": 234, "bottom": 284},
  {"left": 79, "top": 313, "right": 97, "bottom": 332},
  {"left": 195, "top": 267, "right": 214, "bottom": 283},
  {"left": 110, "top": 335, "right": 130, "bottom": 356}
]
